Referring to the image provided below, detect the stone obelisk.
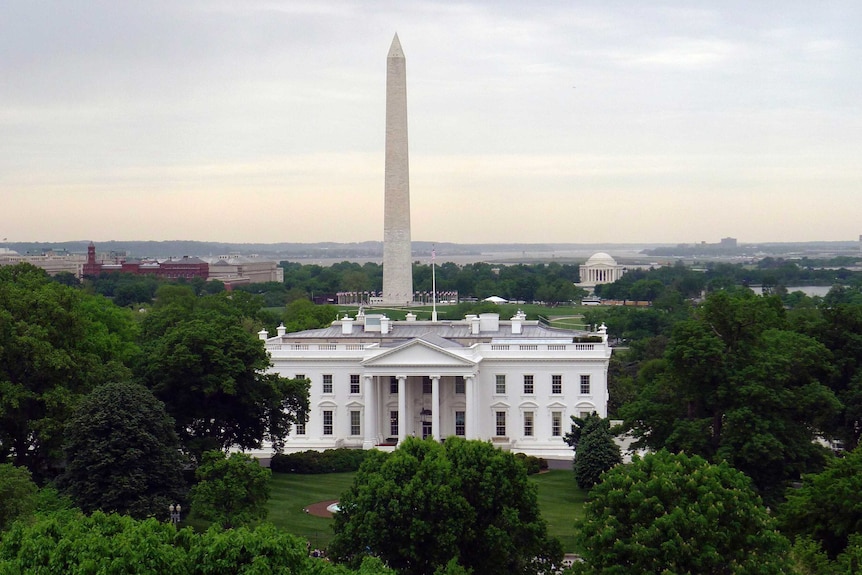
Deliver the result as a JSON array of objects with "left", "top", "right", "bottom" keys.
[{"left": 382, "top": 33, "right": 413, "bottom": 306}]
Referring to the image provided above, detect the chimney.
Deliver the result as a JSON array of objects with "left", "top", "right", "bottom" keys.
[
  {"left": 342, "top": 315, "right": 355, "bottom": 335},
  {"left": 257, "top": 329, "right": 268, "bottom": 341},
  {"left": 511, "top": 311, "right": 523, "bottom": 334},
  {"left": 381, "top": 316, "right": 391, "bottom": 335},
  {"left": 277, "top": 323, "right": 286, "bottom": 337}
]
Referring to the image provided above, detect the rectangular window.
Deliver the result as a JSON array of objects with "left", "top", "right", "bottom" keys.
[
  {"left": 390, "top": 376, "right": 398, "bottom": 394},
  {"left": 523, "top": 375, "right": 534, "bottom": 395},
  {"left": 322, "top": 411, "right": 333, "bottom": 436},
  {"left": 350, "top": 410, "right": 361, "bottom": 436},
  {"left": 455, "top": 411, "right": 465, "bottom": 436},
  {"left": 495, "top": 411, "right": 507, "bottom": 436},
  {"left": 495, "top": 374, "right": 506, "bottom": 395},
  {"left": 455, "top": 376, "right": 465, "bottom": 394},
  {"left": 524, "top": 412, "right": 534, "bottom": 437},
  {"left": 350, "top": 374, "right": 360, "bottom": 394},
  {"left": 423, "top": 377, "right": 432, "bottom": 394},
  {"left": 390, "top": 410, "right": 399, "bottom": 437},
  {"left": 580, "top": 375, "right": 591, "bottom": 395},
  {"left": 552, "top": 411, "right": 562, "bottom": 437},
  {"left": 552, "top": 375, "right": 562, "bottom": 395},
  {"left": 295, "top": 374, "right": 305, "bottom": 381},
  {"left": 322, "top": 374, "right": 333, "bottom": 394},
  {"left": 295, "top": 422, "right": 306, "bottom": 435}
]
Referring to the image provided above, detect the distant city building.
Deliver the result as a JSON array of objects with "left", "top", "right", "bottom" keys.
[
  {"left": 205, "top": 255, "right": 283, "bottom": 288},
  {"left": 578, "top": 252, "right": 626, "bottom": 289},
  {"left": 720, "top": 237, "right": 738, "bottom": 249},
  {"left": 0, "top": 249, "right": 84, "bottom": 277},
  {"left": 83, "top": 242, "right": 209, "bottom": 280},
  {"left": 261, "top": 310, "right": 611, "bottom": 459}
]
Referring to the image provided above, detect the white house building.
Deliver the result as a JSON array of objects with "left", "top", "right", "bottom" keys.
[{"left": 261, "top": 310, "right": 611, "bottom": 460}]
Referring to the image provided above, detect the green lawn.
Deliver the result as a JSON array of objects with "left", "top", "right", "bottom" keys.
[
  {"left": 531, "top": 469, "right": 589, "bottom": 552},
  {"left": 267, "top": 472, "right": 356, "bottom": 548},
  {"left": 266, "top": 469, "right": 587, "bottom": 552}
]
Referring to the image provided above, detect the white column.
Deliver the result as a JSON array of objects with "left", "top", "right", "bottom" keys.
[
  {"left": 465, "top": 375, "right": 476, "bottom": 439},
  {"left": 363, "top": 375, "right": 377, "bottom": 449},
  {"left": 397, "top": 375, "right": 407, "bottom": 444},
  {"left": 431, "top": 375, "right": 440, "bottom": 440}
]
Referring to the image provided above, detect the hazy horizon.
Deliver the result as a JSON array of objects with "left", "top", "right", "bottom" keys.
[{"left": 2, "top": 1, "right": 860, "bottom": 244}]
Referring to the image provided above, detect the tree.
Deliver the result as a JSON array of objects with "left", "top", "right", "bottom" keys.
[
  {"left": 330, "top": 437, "right": 562, "bottom": 575},
  {"left": 59, "top": 381, "right": 186, "bottom": 519},
  {"left": 621, "top": 290, "right": 840, "bottom": 500},
  {"left": 137, "top": 291, "right": 310, "bottom": 459},
  {"left": 0, "top": 263, "right": 139, "bottom": 479},
  {"left": 572, "top": 450, "right": 793, "bottom": 575},
  {"left": 0, "top": 510, "right": 395, "bottom": 574},
  {"left": 779, "top": 445, "right": 862, "bottom": 558},
  {"left": 564, "top": 413, "right": 621, "bottom": 489},
  {"left": 0, "top": 463, "right": 38, "bottom": 531},
  {"left": 189, "top": 450, "right": 271, "bottom": 529}
]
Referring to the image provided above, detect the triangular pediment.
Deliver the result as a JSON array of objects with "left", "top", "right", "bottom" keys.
[{"left": 363, "top": 339, "right": 475, "bottom": 368}]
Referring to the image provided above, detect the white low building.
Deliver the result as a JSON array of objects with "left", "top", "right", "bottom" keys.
[{"left": 261, "top": 310, "right": 611, "bottom": 460}]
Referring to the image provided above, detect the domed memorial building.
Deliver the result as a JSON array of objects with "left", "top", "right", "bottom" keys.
[{"left": 578, "top": 252, "right": 626, "bottom": 289}]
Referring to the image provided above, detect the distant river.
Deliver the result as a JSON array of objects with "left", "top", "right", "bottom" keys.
[{"left": 753, "top": 286, "right": 835, "bottom": 297}]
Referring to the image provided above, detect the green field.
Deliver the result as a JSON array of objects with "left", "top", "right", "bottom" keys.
[{"left": 266, "top": 469, "right": 586, "bottom": 552}]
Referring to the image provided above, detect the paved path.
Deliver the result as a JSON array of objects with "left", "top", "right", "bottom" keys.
[{"left": 305, "top": 499, "right": 338, "bottom": 518}]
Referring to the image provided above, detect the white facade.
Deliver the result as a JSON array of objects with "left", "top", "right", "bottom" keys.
[{"left": 262, "top": 311, "right": 611, "bottom": 459}]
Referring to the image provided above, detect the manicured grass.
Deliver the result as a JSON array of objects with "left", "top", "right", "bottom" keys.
[
  {"left": 531, "top": 469, "right": 589, "bottom": 552},
  {"left": 267, "top": 472, "right": 355, "bottom": 548},
  {"left": 266, "top": 469, "right": 587, "bottom": 552}
]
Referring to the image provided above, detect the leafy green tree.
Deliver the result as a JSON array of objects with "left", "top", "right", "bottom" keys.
[
  {"left": 137, "top": 290, "right": 309, "bottom": 459},
  {"left": 59, "top": 381, "right": 186, "bottom": 519},
  {"left": 0, "top": 463, "right": 38, "bottom": 531},
  {"left": 779, "top": 445, "right": 862, "bottom": 558},
  {"left": 564, "top": 413, "right": 620, "bottom": 489},
  {"left": 0, "top": 510, "right": 395, "bottom": 574},
  {"left": 621, "top": 290, "right": 840, "bottom": 500},
  {"left": 282, "top": 298, "right": 339, "bottom": 332},
  {"left": 189, "top": 450, "right": 271, "bottom": 529},
  {"left": 572, "top": 450, "right": 793, "bottom": 575},
  {"left": 0, "top": 264, "right": 139, "bottom": 479},
  {"left": 330, "top": 437, "right": 562, "bottom": 575}
]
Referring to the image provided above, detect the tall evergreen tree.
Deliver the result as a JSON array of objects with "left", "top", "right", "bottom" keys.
[{"left": 565, "top": 413, "right": 621, "bottom": 489}]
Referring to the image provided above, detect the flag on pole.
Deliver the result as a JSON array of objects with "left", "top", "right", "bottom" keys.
[{"left": 431, "top": 246, "right": 436, "bottom": 262}]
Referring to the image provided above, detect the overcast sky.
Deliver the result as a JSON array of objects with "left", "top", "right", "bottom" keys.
[{"left": 2, "top": 1, "right": 860, "bottom": 244}]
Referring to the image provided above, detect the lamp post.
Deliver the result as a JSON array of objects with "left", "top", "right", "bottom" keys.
[{"left": 169, "top": 503, "right": 182, "bottom": 526}]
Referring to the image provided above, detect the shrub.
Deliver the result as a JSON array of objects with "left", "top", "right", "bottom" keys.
[
  {"left": 513, "top": 452, "right": 545, "bottom": 475},
  {"left": 270, "top": 448, "right": 371, "bottom": 474}
]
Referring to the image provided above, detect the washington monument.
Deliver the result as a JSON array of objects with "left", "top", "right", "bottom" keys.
[{"left": 382, "top": 33, "right": 413, "bottom": 305}]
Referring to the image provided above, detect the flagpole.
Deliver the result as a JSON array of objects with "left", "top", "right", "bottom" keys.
[{"left": 431, "top": 245, "right": 438, "bottom": 322}]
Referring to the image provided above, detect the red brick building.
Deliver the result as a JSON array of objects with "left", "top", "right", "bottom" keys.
[{"left": 83, "top": 242, "right": 209, "bottom": 279}]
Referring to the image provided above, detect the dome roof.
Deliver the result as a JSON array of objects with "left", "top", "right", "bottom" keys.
[{"left": 586, "top": 252, "right": 617, "bottom": 266}]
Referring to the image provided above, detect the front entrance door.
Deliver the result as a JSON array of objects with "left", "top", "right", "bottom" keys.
[{"left": 422, "top": 421, "right": 432, "bottom": 439}]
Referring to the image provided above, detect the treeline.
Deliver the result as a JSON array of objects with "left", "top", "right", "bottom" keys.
[
  {"left": 596, "top": 258, "right": 862, "bottom": 303},
  {"left": 277, "top": 260, "right": 586, "bottom": 305}
]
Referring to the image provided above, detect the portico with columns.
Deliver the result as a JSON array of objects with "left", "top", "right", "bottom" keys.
[
  {"left": 578, "top": 252, "right": 626, "bottom": 289},
  {"left": 261, "top": 311, "right": 612, "bottom": 460}
]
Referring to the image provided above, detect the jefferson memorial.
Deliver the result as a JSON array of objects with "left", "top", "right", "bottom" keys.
[{"left": 578, "top": 252, "right": 627, "bottom": 289}]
